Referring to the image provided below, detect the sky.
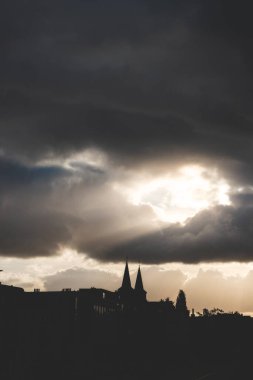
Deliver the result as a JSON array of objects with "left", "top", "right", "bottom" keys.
[{"left": 1, "top": 0, "right": 253, "bottom": 313}]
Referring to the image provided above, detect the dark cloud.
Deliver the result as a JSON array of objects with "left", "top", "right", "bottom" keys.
[
  {"left": 0, "top": 156, "right": 157, "bottom": 257},
  {"left": 1, "top": 0, "right": 253, "bottom": 262},
  {"left": 0, "top": 0, "right": 252, "bottom": 185},
  {"left": 0, "top": 208, "right": 78, "bottom": 257},
  {"left": 230, "top": 191, "right": 253, "bottom": 207},
  {"left": 102, "top": 205, "right": 253, "bottom": 264},
  {"left": 0, "top": 158, "right": 78, "bottom": 256}
]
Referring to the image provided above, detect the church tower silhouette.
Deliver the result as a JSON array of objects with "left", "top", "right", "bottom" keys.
[
  {"left": 121, "top": 259, "right": 132, "bottom": 290},
  {"left": 117, "top": 260, "right": 147, "bottom": 308},
  {"left": 134, "top": 265, "right": 147, "bottom": 303},
  {"left": 117, "top": 259, "right": 134, "bottom": 306}
]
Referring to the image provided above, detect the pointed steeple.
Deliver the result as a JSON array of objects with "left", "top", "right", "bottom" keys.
[
  {"left": 134, "top": 265, "right": 147, "bottom": 303},
  {"left": 121, "top": 259, "right": 132, "bottom": 290},
  {"left": 135, "top": 265, "right": 144, "bottom": 291}
]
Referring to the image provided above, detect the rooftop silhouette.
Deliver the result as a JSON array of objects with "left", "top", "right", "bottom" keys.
[{"left": 0, "top": 260, "right": 252, "bottom": 380}]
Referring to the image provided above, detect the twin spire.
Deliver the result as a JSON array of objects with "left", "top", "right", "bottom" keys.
[
  {"left": 122, "top": 259, "right": 132, "bottom": 290},
  {"left": 135, "top": 266, "right": 144, "bottom": 291},
  {"left": 121, "top": 259, "right": 144, "bottom": 291}
]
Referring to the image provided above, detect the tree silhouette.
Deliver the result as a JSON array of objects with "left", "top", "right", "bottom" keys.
[
  {"left": 175, "top": 290, "right": 189, "bottom": 318},
  {"left": 201, "top": 308, "right": 243, "bottom": 318}
]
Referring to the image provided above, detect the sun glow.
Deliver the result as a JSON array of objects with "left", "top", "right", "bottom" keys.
[{"left": 115, "top": 165, "right": 231, "bottom": 224}]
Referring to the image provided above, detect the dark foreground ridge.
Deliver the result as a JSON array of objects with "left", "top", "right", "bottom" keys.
[{"left": 0, "top": 261, "right": 252, "bottom": 380}]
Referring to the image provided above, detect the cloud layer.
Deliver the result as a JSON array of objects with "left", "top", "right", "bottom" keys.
[
  {"left": 1, "top": 0, "right": 253, "bottom": 263},
  {"left": 1, "top": 1, "right": 253, "bottom": 178}
]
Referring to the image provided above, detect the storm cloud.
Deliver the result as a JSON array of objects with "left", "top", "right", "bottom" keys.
[
  {"left": 1, "top": 0, "right": 253, "bottom": 263},
  {"left": 1, "top": 1, "right": 253, "bottom": 172},
  {"left": 0, "top": 155, "right": 157, "bottom": 257},
  {"left": 102, "top": 205, "right": 253, "bottom": 263}
]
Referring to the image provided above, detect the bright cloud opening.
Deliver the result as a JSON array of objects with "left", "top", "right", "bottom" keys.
[{"left": 114, "top": 165, "right": 231, "bottom": 224}]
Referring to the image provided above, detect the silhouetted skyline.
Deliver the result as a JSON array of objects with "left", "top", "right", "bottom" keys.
[
  {"left": 1, "top": 0, "right": 253, "bottom": 316},
  {"left": 0, "top": 260, "right": 248, "bottom": 318},
  {"left": 0, "top": 260, "right": 251, "bottom": 380}
]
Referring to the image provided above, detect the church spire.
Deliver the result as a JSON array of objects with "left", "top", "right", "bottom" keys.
[
  {"left": 135, "top": 265, "right": 144, "bottom": 291},
  {"left": 121, "top": 259, "right": 132, "bottom": 290},
  {"left": 134, "top": 265, "right": 147, "bottom": 302}
]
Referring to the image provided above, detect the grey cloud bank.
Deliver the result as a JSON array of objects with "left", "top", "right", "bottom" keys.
[
  {"left": 1, "top": 0, "right": 253, "bottom": 263},
  {"left": 103, "top": 205, "right": 253, "bottom": 264}
]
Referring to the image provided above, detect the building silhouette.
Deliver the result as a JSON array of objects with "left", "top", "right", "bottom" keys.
[
  {"left": 0, "top": 262, "right": 251, "bottom": 380},
  {"left": 0, "top": 260, "right": 186, "bottom": 320},
  {"left": 117, "top": 259, "right": 134, "bottom": 307},
  {"left": 116, "top": 260, "right": 147, "bottom": 309}
]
